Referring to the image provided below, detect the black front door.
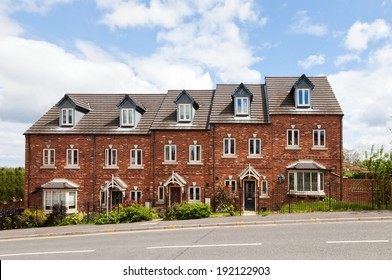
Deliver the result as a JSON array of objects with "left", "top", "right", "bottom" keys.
[
  {"left": 244, "top": 181, "right": 256, "bottom": 211},
  {"left": 111, "top": 190, "right": 123, "bottom": 208}
]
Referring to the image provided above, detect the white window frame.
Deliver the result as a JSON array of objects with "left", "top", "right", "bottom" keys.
[
  {"left": 158, "top": 186, "right": 165, "bottom": 202},
  {"left": 44, "top": 190, "right": 77, "bottom": 213},
  {"left": 313, "top": 129, "right": 326, "bottom": 148},
  {"left": 224, "top": 179, "right": 237, "bottom": 193},
  {"left": 189, "top": 144, "right": 202, "bottom": 163},
  {"left": 287, "top": 129, "right": 300, "bottom": 147},
  {"left": 164, "top": 144, "right": 176, "bottom": 163},
  {"left": 130, "top": 149, "right": 143, "bottom": 167},
  {"left": 66, "top": 148, "right": 78, "bottom": 167},
  {"left": 249, "top": 138, "right": 261, "bottom": 157},
  {"left": 61, "top": 108, "right": 74, "bottom": 126},
  {"left": 130, "top": 190, "right": 142, "bottom": 203},
  {"left": 288, "top": 171, "right": 325, "bottom": 194},
  {"left": 296, "top": 89, "right": 311, "bottom": 107},
  {"left": 43, "top": 148, "right": 55, "bottom": 166},
  {"left": 235, "top": 97, "right": 249, "bottom": 115},
  {"left": 223, "top": 138, "right": 236, "bottom": 156},
  {"left": 261, "top": 180, "right": 268, "bottom": 197},
  {"left": 121, "top": 108, "right": 134, "bottom": 127},
  {"left": 105, "top": 148, "right": 117, "bottom": 167},
  {"left": 188, "top": 186, "right": 201, "bottom": 202},
  {"left": 178, "top": 104, "right": 192, "bottom": 122}
]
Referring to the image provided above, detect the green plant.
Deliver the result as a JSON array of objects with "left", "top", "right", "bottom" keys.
[
  {"left": 119, "top": 204, "right": 153, "bottom": 223},
  {"left": 214, "top": 186, "right": 235, "bottom": 213},
  {"left": 60, "top": 212, "right": 87, "bottom": 225},
  {"left": 174, "top": 203, "right": 211, "bottom": 220},
  {"left": 22, "top": 208, "right": 47, "bottom": 227},
  {"left": 45, "top": 204, "right": 67, "bottom": 226}
]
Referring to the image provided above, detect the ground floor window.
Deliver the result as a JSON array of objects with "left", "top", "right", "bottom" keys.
[
  {"left": 261, "top": 180, "right": 268, "bottom": 197},
  {"left": 224, "top": 179, "right": 237, "bottom": 193},
  {"left": 188, "top": 186, "right": 200, "bottom": 202},
  {"left": 288, "top": 171, "right": 324, "bottom": 193},
  {"left": 44, "top": 190, "right": 77, "bottom": 212},
  {"left": 158, "top": 186, "right": 165, "bottom": 202},
  {"left": 130, "top": 190, "right": 142, "bottom": 203}
]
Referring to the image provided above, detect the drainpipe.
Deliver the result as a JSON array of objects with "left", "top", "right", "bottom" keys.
[
  {"left": 340, "top": 116, "right": 343, "bottom": 201},
  {"left": 92, "top": 135, "right": 96, "bottom": 210},
  {"left": 212, "top": 124, "right": 216, "bottom": 212},
  {"left": 26, "top": 134, "right": 31, "bottom": 208},
  {"left": 152, "top": 131, "right": 156, "bottom": 207}
]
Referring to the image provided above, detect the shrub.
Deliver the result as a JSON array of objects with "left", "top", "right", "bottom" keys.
[
  {"left": 174, "top": 203, "right": 211, "bottom": 220},
  {"left": 119, "top": 204, "right": 153, "bottom": 223},
  {"left": 45, "top": 204, "right": 67, "bottom": 226},
  {"left": 22, "top": 209, "right": 47, "bottom": 228},
  {"left": 214, "top": 186, "right": 235, "bottom": 213},
  {"left": 61, "top": 212, "right": 87, "bottom": 225}
]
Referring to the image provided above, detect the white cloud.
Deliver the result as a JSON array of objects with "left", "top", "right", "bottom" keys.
[
  {"left": 9, "top": 0, "right": 76, "bottom": 14},
  {"left": 334, "top": 54, "right": 361, "bottom": 67},
  {"left": 289, "top": 10, "right": 327, "bottom": 36},
  {"left": 344, "top": 19, "right": 391, "bottom": 51},
  {"left": 298, "top": 54, "right": 325, "bottom": 69},
  {"left": 329, "top": 54, "right": 392, "bottom": 151},
  {"left": 97, "top": 0, "right": 193, "bottom": 29}
]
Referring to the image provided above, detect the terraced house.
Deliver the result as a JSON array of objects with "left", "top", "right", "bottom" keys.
[{"left": 24, "top": 74, "right": 344, "bottom": 213}]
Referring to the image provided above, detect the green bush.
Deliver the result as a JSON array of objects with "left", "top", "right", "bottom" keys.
[
  {"left": 94, "top": 204, "right": 153, "bottom": 225},
  {"left": 45, "top": 204, "right": 67, "bottom": 226},
  {"left": 22, "top": 209, "right": 47, "bottom": 228},
  {"left": 174, "top": 203, "right": 211, "bottom": 220},
  {"left": 214, "top": 186, "right": 235, "bottom": 213},
  {"left": 60, "top": 212, "right": 87, "bottom": 225}
]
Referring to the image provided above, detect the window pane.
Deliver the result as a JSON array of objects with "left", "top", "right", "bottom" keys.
[
  {"left": 237, "top": 98, "right": 242, "bottom": 113},
  {"left": 68, "top": 109, "right": 73, "bottom": 124},
  {"left": 311, "top": 172, "right": 318, "bottom": 191},
  {"left": 297, "top": 172, "right": 304, "bottom": 191},
  {"left": 262, "top": 181, "right": 268, "bottom": 195},
  {"left": 320, "top": 130, "right": 325, "bottom": 146},
  {"left": 224, "top": 139, "right": 229, "bottom": 154},
  {"left": 230, "top": 139, "right": 235, "bottom": 154},
  {"left": 304, "top": 172, "right": 311, "bottom": 191},
  {"left": 243, "top": 98, "right": 248, "bottom": 113},
  {"left": 294, "top": 130, "right": 299, "bottom": 145},
  {"left": 299, "top": 90, "right": 303, "bottom": 104},
  {"left": 69, "top": 192, "right": 76, "bottom": 209},
  {"left": 190, "top": 188, "right": 194, "bottom": 200},
  {"left": 45, "top": 192, "right": 51, "bottom": 210},
  {"left": 195, "top": 188, "right": 200, "bottom": 200},
  {"left": 289, "top": 173, "right": 295, "bottom": 191},
  {"left": 304, "top": 90, "right": 309, "bottom": 104},
  {"left": 171, "top": 146, "right": 176, "bottom": 161},
  {"left": 320, "top": 173, "right": 324, "bottom": 190}
]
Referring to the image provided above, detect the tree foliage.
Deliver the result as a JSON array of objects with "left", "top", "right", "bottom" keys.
[{"left": 0, "top": 167, "right": 24, "bottom": 203}]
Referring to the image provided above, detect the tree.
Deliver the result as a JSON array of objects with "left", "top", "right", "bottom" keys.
[{"left": 363, "top": 146, "right": 392, "bottom": 207}]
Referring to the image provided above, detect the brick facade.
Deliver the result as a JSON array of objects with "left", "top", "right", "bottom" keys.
[{"left": 24, "top": 75, "right": 343, "bottom": 212}]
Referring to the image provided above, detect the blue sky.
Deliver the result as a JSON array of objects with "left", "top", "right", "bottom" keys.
[{"left": 0, "top": 0, "right": 392, "bottom": 167}]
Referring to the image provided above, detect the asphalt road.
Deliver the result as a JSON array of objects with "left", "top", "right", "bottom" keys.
[{"left": 1, "top": 219, "right": 391, "bottom": 260}]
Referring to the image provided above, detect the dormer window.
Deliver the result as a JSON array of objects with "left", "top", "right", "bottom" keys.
[
  {"left": 117, "top": 95, "right": 145, "bottom": 128},
  {"left": 174, "top": 90, "right": 199, "bottom": 124},
  {"left": 179, "top": 104, "right": 191, "bottom": 122},
  {"left": 296, "top": 89, "right": 310, "bottom": 107},
  {"left": 232, "top": 83, "right": 253, "bottom": 117},
  {"left": 121, "top": 108, "right": 134, "bottom": 127},
  {"left": 61, "top": 108, "right": 74, "bottom": 126},
  {"left": 56, "top": 94, "right": 90, "bottom": 128},
  {"left": 292, "top": 74, "right": 314, "bottom": 109},
  {"left": 235, "top": 97, "right": 249, "bottom": 115}
]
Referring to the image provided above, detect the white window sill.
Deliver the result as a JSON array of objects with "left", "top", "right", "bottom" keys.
[
  {"left": 40, "top": 165, "right": 56, "bottom": 169},
  {"left": 247, "top": 155, "right": 263, "bottom": 159},
  {"left": 187, "top": 162, "right": 203, "bottom": 166},
  {"left": 188, "top": 200, "right": 201, "bottom": 203},
  {"left": 222, "top": 155, "right": 237, "bottom": 159},
  {"left": 288, "top": 191, "right": 325, "bottom": 197},
  {"left": 162, "top": 161, "right": 178, "bottom": 165},
  {"left": 128, "top": 165, "right": 144, "bottom": 170},
  {"left": 285, "top": 146, "right": 302, "bottom": 150},
  {"left": 312, "top": 147, "right": 328, "bottom": 151},
  {"left": 259, "top": 195, "right": 269, "bottom": 199},
  {"left": 65, "top": 166, "right": 80, "bottom": 170},
  {"left": 103, "top": 166, "right": 119, "bottom": 170}
]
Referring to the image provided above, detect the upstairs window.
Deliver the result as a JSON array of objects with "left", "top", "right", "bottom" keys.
[
  {"left": 121, "top": 108, "right": 134, "bottom": 127},
  {"left": 179, "top": 104, "right": 192, "bottom": 122},
  {"left": 130, "top": 149, "right": 142, "bottom": 167},
  {"left": 313, "top": 129, "right": 326, "bottom": 148},
  {"left": 43, "top": 148, "right": 55, "bottom": 166},
  {"left": 296, "top": 89, "right": 310, "bottom": 107},
  {"left": 61, "top": 108, "right": 74, "bottom": 126},
  {"left": 235, "top": 97, "right": 249, "bottom": 115},
  {"left": 164, "top": 144, "right": 176, "bottom": 162},
  {"left": 223, "top": 138, "right": 236, "bottom": 156},
  {"left": 287, "top": 129, "right": 300, "bottom": 148},
  {"left": 189, "top": 144, "right": 202, "bottom": 163},
  {"left": 249, "top": 138, "right": 261, "bottom": 157},
  {"left": 105, "top": 147, "right": 117, "bottom": 167},
  {"left": 66, "top": 148, "right": 78, "bottom": 167}
]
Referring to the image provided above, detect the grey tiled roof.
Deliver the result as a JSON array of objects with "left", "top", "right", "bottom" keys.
[
  {"left": 210, "top": 84, "right": 269, "bottom": 124},
  {"left": 150, "top": 90, "right": 214, "bottom": 130},
  {"left": 25, "top": 94, "right": 165, "bottom": 135},
  {"left": 265, "top": 76, "right": 343, "bottom": 115}
]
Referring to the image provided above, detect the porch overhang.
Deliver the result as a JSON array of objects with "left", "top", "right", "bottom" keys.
[
  {"left": 286, "top": 159, "right": 326, "bottom": 170},
  {"left": 163, "top": 171, "right": 187, "bottom": 187},
  {"left": 41, "top": 178, "right": 80, "bottom": 189},
  {"left": 239, "top": 164, "right": 261, "bottom": 180},
  {"left": 101, "top": 176, "right": 128, "bottom": 192}
]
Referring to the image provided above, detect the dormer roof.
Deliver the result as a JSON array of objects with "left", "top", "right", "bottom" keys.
[
  {"left": 231, "top": 83, "right": 253, "bottom": 102},
  {"left": 56, "top": 94, "right": 91, "bottom": 113},
  {"left": 117, "top": 95, "right": 146, "bottom": 114},
  {"left": 289, "top": 74, "right": 315, "bottom": 95},
  {"left": 174, "top": 90, "right": 199, "bottom": 110}
]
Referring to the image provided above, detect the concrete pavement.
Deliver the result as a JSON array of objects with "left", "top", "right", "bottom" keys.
[{"left": 1, "top": 210, "right": 392, "bottom": 241}]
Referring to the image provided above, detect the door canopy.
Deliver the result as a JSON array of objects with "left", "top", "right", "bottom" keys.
[
  {"left": 101, "top": 176, "right": 128, "bottom": 192},
  {"left": 239, "top": 164, "right": 261, "bottom": 180},
  {"left": 164, "top": 171, "right": 187, "bottom": 187}
]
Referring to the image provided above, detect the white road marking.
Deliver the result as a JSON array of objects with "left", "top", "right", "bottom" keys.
[
  {"left": 326, "top": 240, "right": 389, "bottom": 244},
  {"left": 0, "top": 249, "right": 95, "bottom": 257},
  {"left": 147, "top": 242, "right": 262, "bottom": 249}
]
